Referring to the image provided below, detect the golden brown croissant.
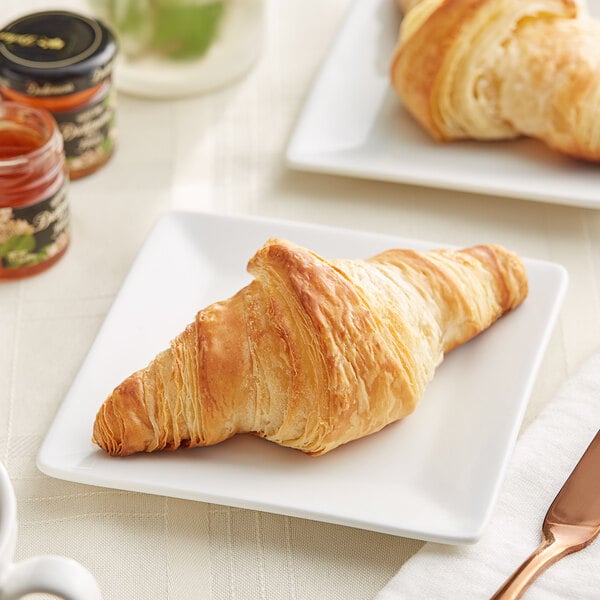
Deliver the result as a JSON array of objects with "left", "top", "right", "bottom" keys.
[
  {"left": 92, "top": 239, "right": 528, "bottom": 457},
  {"left": 391, "top": 0, "right": 600, "bottom": 161}
]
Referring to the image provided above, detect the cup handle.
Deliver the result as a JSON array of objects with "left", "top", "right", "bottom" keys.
[{"left": 1, "top": 555, "right": 101, "bottom": 600}]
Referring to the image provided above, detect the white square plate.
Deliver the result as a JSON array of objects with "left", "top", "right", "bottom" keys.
[
  {"left": 287, "top": 0, "right": 600, "bottom": 208},
  {"left": 38, "top": 211, "right": 567, "bottom": 544}
]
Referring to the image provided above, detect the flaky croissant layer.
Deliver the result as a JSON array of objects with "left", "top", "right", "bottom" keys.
[
  {"left": 391, "top": 0, "right": 600, "bottom": 161},
  {"left": 92, "top": 239, "right": 528, "bottom": 457}
]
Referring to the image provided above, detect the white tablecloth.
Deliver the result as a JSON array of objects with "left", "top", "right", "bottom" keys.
[{"left": 2, "top": 1, "right": 600, "bottom": 598}]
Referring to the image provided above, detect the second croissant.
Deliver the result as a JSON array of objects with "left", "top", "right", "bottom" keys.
[
  {"left": 391, "top": 0, "right": 600, "bottom": 162},
  {"left": 92, "top": 239, "right": 528, "bottom": 457}
]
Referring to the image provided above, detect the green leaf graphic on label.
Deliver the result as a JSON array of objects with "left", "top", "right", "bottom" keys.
[
  {"left": 101, "top": 137, "right": 114, "bottom": 154},
  {"left": 0, "top": 234, "right": 35, "bottom": 258}
]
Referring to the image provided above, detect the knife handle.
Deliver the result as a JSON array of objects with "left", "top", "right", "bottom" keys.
[{"left": 490, "top": 533, "right": 571, "bottom": 600}]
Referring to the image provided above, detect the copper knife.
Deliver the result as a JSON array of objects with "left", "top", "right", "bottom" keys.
[{"left": 491, "top": 429, "right": 600, "bottom": 600}]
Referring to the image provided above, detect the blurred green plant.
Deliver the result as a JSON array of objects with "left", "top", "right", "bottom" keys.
[{"left": 93, "top": 0, "right": 225, "bottom": 60}]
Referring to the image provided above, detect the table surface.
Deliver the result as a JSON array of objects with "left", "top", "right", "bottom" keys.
[{"left": 2, "top": 1, "right": 600, "bottom": 598}]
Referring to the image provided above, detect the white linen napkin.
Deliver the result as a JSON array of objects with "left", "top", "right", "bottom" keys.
[{"left": 377, "top": 351, "right": 600, "bottom": 600}]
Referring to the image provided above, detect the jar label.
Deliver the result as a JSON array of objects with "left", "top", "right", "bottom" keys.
[
  {"left": 55, "top": 89, "right": 116, "bottom": 172},
  {"left": 0, "top": 182, "right": 69, "bottom": 270}
]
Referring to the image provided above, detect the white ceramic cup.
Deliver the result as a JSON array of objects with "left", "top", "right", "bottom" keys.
[{"left": 0, "top": 462, "right": 102, "bottom": 600}]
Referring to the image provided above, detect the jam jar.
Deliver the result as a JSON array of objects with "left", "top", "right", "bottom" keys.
[
  {"left": 0, "top": 10, "right": 117, "bottom": 179},
  {"left": 0, "top": 102, "right": 69, "bottom": 279}
]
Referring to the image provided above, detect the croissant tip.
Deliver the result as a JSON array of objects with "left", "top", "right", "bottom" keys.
[
  {"left": 92, "top": 372, "right": 156, "bottom": 457},
  {"left": 463, "top": 244, "right": 528, "bottom": 310}
]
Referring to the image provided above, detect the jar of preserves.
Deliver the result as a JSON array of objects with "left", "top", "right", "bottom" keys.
[
  {"left": 0, "top": 102, "right": 69, "bottom": 280},
  {"left": 0, "top": 10, "right": 117, "bottom": 179}
]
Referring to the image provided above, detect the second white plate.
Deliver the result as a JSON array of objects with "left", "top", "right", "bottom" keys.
[
  {"left": 287, "top": 0, "right": 600, "bottom": 208},
  {"left": 38, "top": 211, "right": 567, "bottom": 544}
]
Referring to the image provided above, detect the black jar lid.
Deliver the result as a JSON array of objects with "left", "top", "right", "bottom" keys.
[{"left": 0, "top": 10, "right": 117, "bottom": 97}]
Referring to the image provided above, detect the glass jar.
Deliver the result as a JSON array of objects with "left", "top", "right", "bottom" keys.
[
  {"left": 0, "top": 10, "right": 118, "bottom": 179},
  {"left": 0, "top": 102, "right": 69, "bottom": 280},
  {"left": 90, "top": 0, "right": 264, "bottom": 98}
]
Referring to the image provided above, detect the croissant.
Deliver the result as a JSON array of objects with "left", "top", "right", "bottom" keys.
[
  {"left": 92, "top": 238, "right": 528, "bottom": 457},
  {"left": 390, "top": 0, "right": 600, "bottom": 161}
]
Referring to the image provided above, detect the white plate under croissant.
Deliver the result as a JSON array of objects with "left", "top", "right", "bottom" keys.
[
  {"left": 287, "top": 0, "right": 600, "bottom": 208},
  {"left": 38, "top": 211, "right": 567, "bottom": 544}
]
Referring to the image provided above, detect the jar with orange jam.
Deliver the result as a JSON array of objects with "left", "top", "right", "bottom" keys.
[
  {"left": 0, "top": 102, "right": 69, "bottom": 279},
  {"left": 0, "top": 10, "right": 117, "bottom": 179}
]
